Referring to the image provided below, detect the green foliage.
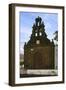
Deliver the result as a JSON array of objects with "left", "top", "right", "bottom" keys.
[
  {"left": 20, "top": 61, "right": 24, "bottom": 66},
  {"left": 54, "top": 31, "right": 58, "bottom": 41}
]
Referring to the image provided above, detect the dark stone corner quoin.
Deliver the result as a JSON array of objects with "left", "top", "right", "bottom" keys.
[{"left": 24, "top": 16, "right": 55, "bottom": 69}]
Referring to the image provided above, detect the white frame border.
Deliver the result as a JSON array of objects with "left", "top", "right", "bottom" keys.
[{"left": 15, "top": 6, "right": 63, "bottom": 84}]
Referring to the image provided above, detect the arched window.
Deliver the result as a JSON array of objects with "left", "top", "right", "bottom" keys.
[
  {"left": 39, "top": 32, "right": 42, "bottom": 36},
  {"left": 35, "top": 33, "right": 37, "bottom": 36},
  {"left": 38, "top": 22, "right": 39, "bottom": 26}
]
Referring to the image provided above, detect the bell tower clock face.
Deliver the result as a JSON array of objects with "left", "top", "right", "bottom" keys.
[{"left": 36, "top": 40, "right": 40, "bottom": 44}]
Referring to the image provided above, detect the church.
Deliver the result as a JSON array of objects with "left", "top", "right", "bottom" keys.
[{"left": 24, "top": 16, "right": 55, "bottom": 69}]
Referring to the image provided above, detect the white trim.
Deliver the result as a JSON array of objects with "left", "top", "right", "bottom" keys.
[{"left": 15, "top": 6, "right": 63, "bottom": 84}]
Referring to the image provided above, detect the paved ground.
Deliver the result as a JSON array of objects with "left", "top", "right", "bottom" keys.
[{"left": 20, "top": 68, "right": 58, "bottom": 76}]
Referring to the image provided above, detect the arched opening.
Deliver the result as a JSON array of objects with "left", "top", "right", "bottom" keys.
[{"left": 33, "top": 52, "right": 43, "bottom": 69}]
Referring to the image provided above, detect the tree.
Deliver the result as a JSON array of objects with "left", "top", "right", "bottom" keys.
[{"left": 53, "top": 31, "right": 58, "bottom": 45}]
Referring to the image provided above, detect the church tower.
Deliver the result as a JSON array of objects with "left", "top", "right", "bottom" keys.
[{"left": 24, "top": 16, "right": 55, "bottom": 69}]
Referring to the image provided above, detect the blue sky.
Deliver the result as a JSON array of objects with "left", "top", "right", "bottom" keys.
[{"left": 19, "top": 12, "right": 58, "bottom": 54}]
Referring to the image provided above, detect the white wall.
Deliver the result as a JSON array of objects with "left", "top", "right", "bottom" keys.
[{"left": 0, "top": 0, "right": 66, "bottom": 90}]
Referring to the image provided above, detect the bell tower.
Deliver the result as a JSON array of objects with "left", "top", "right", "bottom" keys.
[{"left": 31, "top": 16, "right": 47, "bottom": 43}]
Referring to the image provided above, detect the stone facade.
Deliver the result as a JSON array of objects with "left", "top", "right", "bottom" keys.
[{"left": 24, "top": 16, "right": 55, "bottom": 69}]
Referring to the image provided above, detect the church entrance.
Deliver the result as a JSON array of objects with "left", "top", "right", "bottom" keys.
[{"left": 33, "top": 52, "right": 43, "bottom": 69}]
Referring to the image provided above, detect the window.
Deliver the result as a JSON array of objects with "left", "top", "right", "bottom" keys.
[
  {"left": 39, "top": 32, "right": 42, "bottom": 36},
  {"left": 35, "top": 33, "right": 37, "bottom": 36},
  {"left": 38, "top": 22, "right": 39, "bottom": 26}
]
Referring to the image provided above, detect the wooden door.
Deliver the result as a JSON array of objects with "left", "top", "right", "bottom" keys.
[{"left": 33, "top": 52, "right": 43, "bottom": 69}]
